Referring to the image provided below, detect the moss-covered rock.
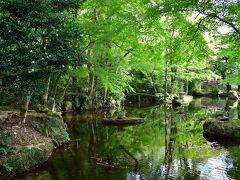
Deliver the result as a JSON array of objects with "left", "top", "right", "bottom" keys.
[
  {"left": 0, "top": 109, "right": 69, "bottom": 177},
  {"left": 27, "top": 112, "right": 69, "bottom": 145},
  {"left": 203, "top": 120, "right": 240, "bottom": 138},
  {"left": 0, "top": 126, "right": 53, "bottom": 176},
  {"left": 1, "top": 143, "right": 53, "bottom": 175}
]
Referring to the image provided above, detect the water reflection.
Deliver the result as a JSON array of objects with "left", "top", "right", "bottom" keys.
[{"left": 14, "top": 98, "right": 240, "bottom": 180}]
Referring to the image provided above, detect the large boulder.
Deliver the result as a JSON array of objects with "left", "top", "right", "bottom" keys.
[
  {"left": 203, "top": 120, "right": 240, "bottom": 138},
  {"left": 0, "top": 126, "right": 53, "bottom": 176},
  {"left": 1, "top": 144, "right": 53, "bottom": 175},
  {"left": 228, "top": 90, "right": 239, "bottom": 100},
  {"left": 0, "top": 110, "right": 69, "bottom": 177},
  {"left": 27, "top": 112, "right": 69, "bottom": 145}
]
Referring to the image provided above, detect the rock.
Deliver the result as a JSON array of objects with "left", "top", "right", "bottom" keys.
[
  {"left": 203, "top": 120, "right": 240, "bottom": 138},
  {"left": 27, "top": 112, "right": 69, "bottom": 145},
  {"left": 0, "top": 110, "right": 69, "bottom": 177},
  {"left": 228, "top": 90, "right": 239, "bottom": 100},
  {"left": 63, "top": 101, "right": 73, "bottom": 111},
  {"left": 218, "top": 89, "right": 227, "bottom": 97},
  {"left": 0, "top": 126, "right": 53, "bottom": 176},
  {"left": 220, "top": 116, "right": 229, "bottom": 121},
  {"left": 1, "top": 142, "right": 53, "bottom": 175}
]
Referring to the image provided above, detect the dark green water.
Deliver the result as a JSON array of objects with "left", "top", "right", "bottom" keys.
[{"left": 13, "top": 98, "right": 240, "bottom": 180}]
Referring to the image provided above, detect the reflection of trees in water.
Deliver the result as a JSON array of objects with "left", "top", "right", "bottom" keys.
[
  {"left": 194, "top": 98, "right": 226, "bottom": 112},
  {"left": 156, "top": 104, "right": 220, "bottom": 179},
  {"left": 162, "top": 100, "right": 240, "bottom": 179},
  {"left": 25, "top": 99, "right": 240, "bottom": 179},
  {"left": 164, "top": 105, "right": 176, "bottom": 178}
]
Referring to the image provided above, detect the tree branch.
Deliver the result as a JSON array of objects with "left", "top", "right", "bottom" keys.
[
  {"left": 192, "top": 15, "right": 211, "bottom": 39},
  {"left": 198, "top": 11, "right": 240, "bottom": 33},
  {"left": 112, "top": 42, "right": 135, "bottom": 57},
  {"left": 80, "top": 41, "right": 95, "bottom": 55},
  {"left": 214, "top": 14, "right": 239, "bottom": 33}
]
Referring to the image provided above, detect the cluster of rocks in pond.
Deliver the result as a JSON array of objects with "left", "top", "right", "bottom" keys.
[
  {"left": 0, "top": 109, "right": 69, "bottom": 177},
  {"left": 203, "top": 90, "right": 240, "bottom": 139}
]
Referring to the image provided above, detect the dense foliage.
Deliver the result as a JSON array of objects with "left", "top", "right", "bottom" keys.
[{"left": 0, "top": 0, "right": 239, "bottom": 112}]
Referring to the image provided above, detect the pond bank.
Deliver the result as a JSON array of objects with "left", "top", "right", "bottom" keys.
[{"left": 0, "top": 109, "right": 69, "bottom": 177}]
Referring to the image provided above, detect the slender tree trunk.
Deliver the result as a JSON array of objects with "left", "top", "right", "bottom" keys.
[
  {"left": 170, "top": 67, "right": 174, "bottom": 94},
  {"left": 87, "top": 41, "right": 95, "bottom": 108},
  {"left": 164, "top": 54, "right": 168, "bottom": 102},
  {"left": 90, "top": 75, "right": 95, "bottom": 108},
  {"left": 169, "top": 23, "right": 175, "bottom": 94},
  {"left": 60, "top": 77, "right": 71, "bottom": 102},
  {"left": 170, "top": 67, "right": 177, "bottom": 94},
  {"left": 22, "top": 95, "right": 31, "bottom": 125},
  {"left": 104, "top": 87, "right": 108, "bottom": 103},
  {"left": 180, "top": 81, "right": 184, "bottom": 92},
  {"left": 43, "top": 75, "right": 51, "bottom": 106},
  {"left": 53, "top": 74, "right": 61, "bottom": 100}
]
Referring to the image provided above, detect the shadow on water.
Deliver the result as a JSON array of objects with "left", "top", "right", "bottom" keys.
[
  {"left": 10, "top": 97, "right": 240, "bottom": 180},
  {"left": 204, "top": 133, "right": 240, "bottom": 148}
]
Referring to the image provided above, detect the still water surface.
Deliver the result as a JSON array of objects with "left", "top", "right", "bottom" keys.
[{"left": 15, "top": 98, "right": 240, "bottom": 180}]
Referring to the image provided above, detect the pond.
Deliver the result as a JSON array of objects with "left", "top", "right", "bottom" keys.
[{"left": 13, "top": 98, "right": 240, "bottom": 180}]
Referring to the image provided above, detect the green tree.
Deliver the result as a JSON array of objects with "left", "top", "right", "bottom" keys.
[{"left": 0, "top": 0, "right": 83, "bottom": 123}]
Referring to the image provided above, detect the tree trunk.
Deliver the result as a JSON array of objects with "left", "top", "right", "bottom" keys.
[
  {"left": 104, "top": 87, "right": 108, "bottom": 103},
  {"left": 60, "top": 77, "right": 71, "bottom": 103},
  {"left": 21, "top": 95, "right": 31, "bottom": 129},
  {"left": 164, "top": 53, "right": 168, "bottom": 102},
  {"left": 170, "top": 67, "right": 178, "bottom": 94},
  {"left": 89, "top": 75, "right": 95, "bottom": 108},
  {"left": 53, "top": 74, "right": 61, "bottom": 100},
  {"left": 87, "top": 41, "right": 95, "bottom": 108},
  {"left": 43, "top": 75, "right": 51, "bottom": 106}
]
